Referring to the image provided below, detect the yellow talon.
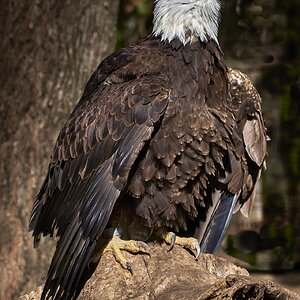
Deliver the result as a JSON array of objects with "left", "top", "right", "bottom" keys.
[{"left": 102, "top": 236, "right": 150, "bottom": 272}]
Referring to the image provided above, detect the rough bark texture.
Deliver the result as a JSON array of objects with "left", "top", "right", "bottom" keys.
[
  {"left": 20, "top": 244, "right": 300, "bottom": 300},
  {"left": 0, "top": 1, "right": 119, "bottom": 299}
]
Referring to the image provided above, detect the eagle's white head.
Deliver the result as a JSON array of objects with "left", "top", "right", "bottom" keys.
[{"left": 153, "top": 0, "right": 221, "bottom": 45}]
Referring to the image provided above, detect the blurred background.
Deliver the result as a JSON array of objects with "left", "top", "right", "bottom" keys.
[{"left": 0, "top": 0, "right": 299, "bottom": 299}]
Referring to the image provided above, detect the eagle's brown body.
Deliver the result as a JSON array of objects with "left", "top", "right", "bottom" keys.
[
  {"left": 111, "top": 37, "right": 232, "bottom": 238},
  {"left": 29, "top": 35, "right": 267, "bottom": 300}
]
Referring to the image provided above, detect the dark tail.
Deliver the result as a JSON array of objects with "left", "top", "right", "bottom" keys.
[{"left": 199, "top": 192, "right": 239, "bottom": 253}]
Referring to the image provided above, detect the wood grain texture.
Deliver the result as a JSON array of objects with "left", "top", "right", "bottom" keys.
[{"left": 20, "top": 244, "right": 300, "bottom": 300}]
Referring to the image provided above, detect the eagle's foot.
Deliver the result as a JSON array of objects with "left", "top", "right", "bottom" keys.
[
  {"left": 103, "top": 236, "right": 150, "bottom": 273},
  {"left": 163, "top": 232, "right": 200, "bottom": 259}
]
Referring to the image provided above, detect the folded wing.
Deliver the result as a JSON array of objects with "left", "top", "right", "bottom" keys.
[
  {"left": 29, "top": 48, "right": 170, "bottom": 299},
  {"left": 198, "top": 68, "right": 267, "bottom": 253}
]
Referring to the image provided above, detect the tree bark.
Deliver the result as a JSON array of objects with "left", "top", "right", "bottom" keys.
[
  {"left": 20, "top": 244, "right": 300, "bottom": 300},
  {"left": 0, "top": 1, "right": 119, "bottom": 299}
]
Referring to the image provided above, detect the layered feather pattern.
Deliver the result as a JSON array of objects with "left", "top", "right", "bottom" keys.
[{"left": 29, "top": 36, "right": 267, "bottom": 299}]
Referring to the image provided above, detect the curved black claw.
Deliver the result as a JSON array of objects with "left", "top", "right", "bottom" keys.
[
  {"left": 136, "top": 241, "right": 151, "bottom": 255},
  {"left": 167, "top": 234, "right": 176, "bottom": 252},
  {"left": 126, "top": 261, "right": 133, "bottom": 275}
]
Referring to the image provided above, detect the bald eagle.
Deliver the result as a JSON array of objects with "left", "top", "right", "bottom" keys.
[{"left": 29, "top": 0, "right": 267, "bottom": 299}]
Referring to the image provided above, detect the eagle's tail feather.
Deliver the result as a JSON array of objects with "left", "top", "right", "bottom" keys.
[{"left": 200, "top": 192, "right": 239, "bottom": 253}]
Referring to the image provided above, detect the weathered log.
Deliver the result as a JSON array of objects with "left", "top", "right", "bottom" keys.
[{"left": 20, "top": 243, "right": 300, "bottom": 300}]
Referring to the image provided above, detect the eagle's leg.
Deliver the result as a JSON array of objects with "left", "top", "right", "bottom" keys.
[
  {"left": 102, "top": 235, "right": 150, "bottom": 272},
  {"left": 163, "top": 232, "right": 201, "bottom": 259},
  {"left": 91, "top": 228, "right": 150, "bottom": 272}
]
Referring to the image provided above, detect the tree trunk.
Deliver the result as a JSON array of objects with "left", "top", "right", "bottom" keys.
[
  {"left": 0, "top": 1, "right": 119, "bottom": 299},
  {"left": 20, "top": 244, "right": 300, "bottom": 300}
]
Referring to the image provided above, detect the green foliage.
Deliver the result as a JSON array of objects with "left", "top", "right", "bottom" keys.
[
  {"left": 136, "top": 0, "right": 151, "bottom": 15},
  {"left": 283, "top": 223, "right": 295, "bottom": 251},
  {"left": 116, "top": 0, "right": 153, "bottom": 49}
]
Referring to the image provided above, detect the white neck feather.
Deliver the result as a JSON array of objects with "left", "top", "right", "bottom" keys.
[{"left": 153, "top": 0, "right": 221, "bottom": 45}]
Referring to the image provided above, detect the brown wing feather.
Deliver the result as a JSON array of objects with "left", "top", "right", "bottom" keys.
[
  {"left": 195, "top": 68, "right": 267, "bottom": 248},
  {"left": 227, "top": 68, "right": 268, "bottom": 217},
  {"left": 29, "top": 44, "right": 170, "bottom": 299}
]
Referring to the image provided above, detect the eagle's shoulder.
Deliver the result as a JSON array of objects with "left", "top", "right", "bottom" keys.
[
  {"left": 80, "top": 36, "right": 168, "bottom": 99},
  {"left": 30, "top": 35, "right": 171, "bottom": 239},
  {"left": 51, "top": 36, "right": 170, "bottom": 163}
]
